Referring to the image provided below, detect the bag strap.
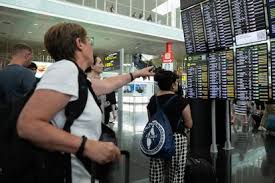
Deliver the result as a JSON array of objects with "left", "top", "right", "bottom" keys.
[
  {"left": 156, "top": 95, "right": 183, "bottom": 131},
  {"left": 63, "top": 62, "right": 88, "bottom": 132}
]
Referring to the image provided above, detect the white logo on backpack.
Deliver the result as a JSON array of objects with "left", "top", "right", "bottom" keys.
[{"left": 140, "top": 120, "right": 165, "bottom": 155}]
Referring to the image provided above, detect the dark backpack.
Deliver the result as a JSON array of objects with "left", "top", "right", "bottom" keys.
[
  {"left": 140, "top": 95, "right": 180, "bottom": 160},
  {"left": 0, "top": 62, "right": 98, "bottom": 183}
]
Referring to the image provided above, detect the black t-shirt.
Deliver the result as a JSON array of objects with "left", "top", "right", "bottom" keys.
[
  {"left": 105, "top": 91, "right": 117, "bottom": 112},
  {"left": 0, "top": 64, "right": 36, "bottom": 105},
  {"left": 147, "top": 94, "right": 188, "bottom": 133}
]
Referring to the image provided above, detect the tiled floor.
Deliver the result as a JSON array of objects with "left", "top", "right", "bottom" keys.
[{"left": 109, "top": 104, "right": 274, "bottom": 183}]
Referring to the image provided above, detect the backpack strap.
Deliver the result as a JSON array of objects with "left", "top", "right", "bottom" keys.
[
  {"left": 156, "top": 95, "right": 183, "bottom": 132},
  {"left": 62, "top": 62, "right": 90, "bottom": 183},
  {"left": 63, "top": 64, "right": 88, "bottom": 132}
]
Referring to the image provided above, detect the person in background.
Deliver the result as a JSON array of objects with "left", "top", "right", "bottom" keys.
[
  {"left": 85, "top": 55, "right": 117, "bottom": 124},
  {"left": 27, "top": 62, "right": 37, "bottom": 75},
  {"left": 0, "top": 43, "right": 36, "bottom": 102},
  {"left": 104, "top": 90, "right": 117, "bottom": 124},
  {"left": 147, "top": 69, "right": 193, "bottom": 183},
  {"left": 17, "top": 22, "right": 154, "bottom": 183},
  {"left": 27, "top": 62, "right": 41, "bottom": 83},
  {"left": 259, "top": 100, "right": 275, "bottom": 131},
  {"left": 231, "top": 100, "right": 249, "bottom": 133}
]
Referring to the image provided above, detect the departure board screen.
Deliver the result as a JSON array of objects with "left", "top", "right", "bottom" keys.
[
  {"left": 209, "top": 50, "right": 234, "bottom": 99},
  {"left": 231, "top": 0, "right": 266, "bottom": 36},
  {"left": 187, "top": 54, "right": 208, "bottom": 99},
  {"left": 271, "top": 42, "right": 275, "bottom": 99},
  {"left": 203, "top": 0, "right": 233, "bottom": 50},
  {"left": 268, "top": 0, "right": 275, "bottom": 38},
  {"left": 181, "top": 0, "right": 205, "bottom": 10},
  {"left": 236, "top": 44, "right": 268, "bottom": 101},
  {"left": 182, "top": 5, "right": 207, "bottom": 54}
]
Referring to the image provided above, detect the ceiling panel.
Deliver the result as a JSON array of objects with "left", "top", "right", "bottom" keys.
[{"left": 0, "top": 5, "right": 185, "bottom": 61}]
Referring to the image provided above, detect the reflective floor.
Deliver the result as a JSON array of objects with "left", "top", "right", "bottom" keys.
[{"left": 110, "top": 104, "right": 274, "bottom": 183}]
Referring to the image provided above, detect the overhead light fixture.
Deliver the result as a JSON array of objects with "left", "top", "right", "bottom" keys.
[
  {"left": 152, "top": 0, "right": 180, "bottom": 15},
  {"left": 42, "top": 49, "right": 46, "bottom": 52},
  {"left": 33, "top": 23, "right": 38, "bottom": 26},
  {"left": 28, "top": 31, "right": 32, "bottom": 34}
]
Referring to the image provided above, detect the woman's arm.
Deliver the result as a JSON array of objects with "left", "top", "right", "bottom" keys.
[
  {"left": 182, "top": 104, "right": 193, "bottom": 129},
  {"left": 92, "top": 66, "right": 154, "bottom": 96},
  {"left": 17, "top": 89, "right": 121, "bottom": 164}
]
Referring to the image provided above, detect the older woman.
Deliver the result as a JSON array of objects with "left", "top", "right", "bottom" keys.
[{"left": 17, "top": 22, "right": 154, "bottom": 183}]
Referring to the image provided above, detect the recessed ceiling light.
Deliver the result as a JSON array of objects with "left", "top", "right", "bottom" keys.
[
  {"left": 28, "top": 31, "right": 32, "bottom": 34},
  {"left": 42, "top": 49, "right": 46, "bottom": 52},
  {"left": 33, "top": 23, "right": 38, "bottom": 26}
]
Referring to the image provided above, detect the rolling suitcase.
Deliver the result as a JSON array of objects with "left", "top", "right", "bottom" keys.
[{"left": 184, "top": 157, "right": 216, "bottom": 183}]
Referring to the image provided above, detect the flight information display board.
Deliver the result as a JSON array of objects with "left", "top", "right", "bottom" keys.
[
  {"left": 208, "top": 50, "right": 234, "bottom": 99},
  {"left": 203, "top": 0, "right": 233, "bottom": 50},
  {"left": 182, "top": 5, "right": 207, "bottom": 54},
  {"left": 236, "top": 44, "right": 268, "bottom": 101},
  {"left": 187, "top": 54, "right": 208, "bottom": 99},
  {"left": 231, "top": 0, "right": 266, "bottom": 36},
  {"left": 268, "top": 0, "right": 275, "bottom": 38},
  {"left": 271, "top": 42, "right": 275, "bottom": 100},
  {"left": 180, "top": 0, "right": 205, "bottom": 10}
]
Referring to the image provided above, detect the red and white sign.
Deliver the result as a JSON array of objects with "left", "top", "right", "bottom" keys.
[{"left": 162, "top": 42, "right": 174, "bottom": 71}]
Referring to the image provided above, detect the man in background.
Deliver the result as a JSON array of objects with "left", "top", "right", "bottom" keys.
[{"left": 0, "top": 43, "right": 36, "bottom": 106}]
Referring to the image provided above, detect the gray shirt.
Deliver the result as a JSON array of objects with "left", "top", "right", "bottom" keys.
[{"left": 0, "top": 64, "right": 36, "bottom": 104}]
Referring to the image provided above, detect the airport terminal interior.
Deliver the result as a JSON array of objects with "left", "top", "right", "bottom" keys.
[{"left": 1, "top": 0, "right": 275, "bottom": 183}]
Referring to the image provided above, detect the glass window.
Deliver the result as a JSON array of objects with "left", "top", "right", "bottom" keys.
[
  {"left": 145, "top": 0, "right": 156, "bottom": 22},
  {"left": 106, "top": 0, "right": 116, "bottom": 13},
  {"left": 132, "top": 0, "right": 143, "bottom": 20},
  {"left": 84, "top": 0, "right": 96, "bottom": 8},
  {"left": 97, "top": 0, "right": 105, "bottom": 11},
  {"left": 65, "top": 0, "right": 83, "bottom": 5},
  {"left": 176, "top": 8, "right": 181, "bottom": 29},
  {"left": 156, "top": 0, "right": 168, "bottom": 26},
  {"left": 118, "top": 0, "right": 130, "bottom": 16}
]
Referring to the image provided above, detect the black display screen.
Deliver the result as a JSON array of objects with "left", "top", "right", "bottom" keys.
[
  {"left": 181, "top": 5, "right": 207, "bottom": 54},
  {"left": 268, "top": 0, "right": 275, "bottom": 38},
  {"left": 236, "top": 44, "right": 268, "bottom": 101},
  {"left": 231, "top": 0, "right": 266, "bottom": 36},
  {"left": 187, "top": 54, "right": 208, "bottom": 99},
  {"left": 203, "top": 0, "right": 233, "bottom": 50},
  {"left": 103, "top": 52, "right": 120, "bottom": 71},
  {"left": 208, "top": 50, "right": 234, "bottom": 99},
  {"left": 181, "top": 0, "right": 205, "bottom": 10},
  {"left": 271, "top": 42, "right": 275, "bottom": 100}
]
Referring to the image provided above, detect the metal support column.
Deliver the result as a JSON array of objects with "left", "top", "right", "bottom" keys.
[
  {"left": 115, "top": 0, "right": 118, "bottom": 13},
  {"left": 210, "top": 99, "right": 218, "bottom": 153},
  {"left": 117, "top": 48, "right": 124, "bottom": 145},
  {"left": 143, "top": 0, "right": 146, "bottom": 19},
  {"left": 223, "top": 100, "right": 234, "bottom": 150},
  {"left": 129, "top": 0, "right": 132, "bottom": 17},
  {"left": 155, "top": 0, "right": 158, "bottom": 23}
]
